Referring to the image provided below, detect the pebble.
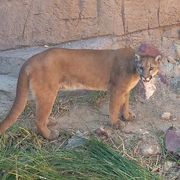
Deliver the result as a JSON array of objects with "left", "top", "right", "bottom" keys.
[
  {"left": 137, "top": 137, "right": 161, "bottom": 157},
  {"left": 65, "top": 130, "right": 88, "bottom": 149},
  {"left": 161, "top": 112, "right": 172, "bottom": 120},
  {"left": 167, "top": 56, "right": 177, "bottom": 64},
  {"left": 163, "top": 161, "right": 176, "bottom": 172},
  {"left": 162, "top": 161, "right": 179, "bottom": 179},
  {"left": 95, "top": 127, "right": 109, "bottom": 139}
]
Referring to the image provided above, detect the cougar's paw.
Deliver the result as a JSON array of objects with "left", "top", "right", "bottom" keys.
[
  {"left": 112, "top": 121, "right": 121, "bottom": 130},
  {"left": 128, "top": 111, "right": 136, "bottom": 120},
  {"left": 123, "top": 111, "right": 136, "bottom": 121},
  {"left": 48, "top": 130, "right": 60, "bottom": 140},
  {"left": 48, "top": 117, "right": 58, "bottom": 127},
  {"left": 48, "top": 121, "right": 58, "bottom": 127}
]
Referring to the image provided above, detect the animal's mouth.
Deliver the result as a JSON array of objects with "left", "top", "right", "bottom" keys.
[{"left": 141, "top": 76, "right": 152, "bottom": 83}]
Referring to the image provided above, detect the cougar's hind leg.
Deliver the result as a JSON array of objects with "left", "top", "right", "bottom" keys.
[
  {"left": 109, "top": 88, "right": 126, "bottom": 129},
  {"left": 33, "top": 84, "right": 59, "bottom": 140}
]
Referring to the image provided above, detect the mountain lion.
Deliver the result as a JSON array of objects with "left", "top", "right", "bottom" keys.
[{"left": 0, "top": 47, "right": 161, "bottom": 139}]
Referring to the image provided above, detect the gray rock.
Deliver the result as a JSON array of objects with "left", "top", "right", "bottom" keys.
[
  {"left": 65, "top": 130, "right": 88, "bottom": 149},
  {"left": 137, "top": 137, "right": 161, "bottom": 157},
  {"left": 0, "top": 38, "right": 114, "bottom": 78},
  {"left": 161, "top": 112, "right": 172, "bottom": 121},
  {"left": 0, "top": 47, "right": 46, "bottom": 77},
  {"left": 0, "top": 75, "right": 17, "bottom": 98},
  {"left": 163, "top": 161, "right": 180, "bottom": 180},
  {"left": 167, "top": 56, "right": 178, "bottom": 64},
  {"left": 0, "top": 75, "right": 17, "bottom": 114},
  {"left": 163, "top": 161, "right": 176, "bottom": 172}
]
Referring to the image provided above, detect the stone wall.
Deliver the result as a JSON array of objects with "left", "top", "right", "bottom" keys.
[{"left": 0, "top": 0, "right": 180, "bottom": 50}]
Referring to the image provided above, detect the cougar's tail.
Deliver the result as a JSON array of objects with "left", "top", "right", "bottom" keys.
[{"left": 0, "top": 66, "right": 29, "bottom": 134}]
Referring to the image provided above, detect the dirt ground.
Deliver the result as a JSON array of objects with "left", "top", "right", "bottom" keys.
[{"left": 48, "top": 83, "right": 180, "bottom": 134}]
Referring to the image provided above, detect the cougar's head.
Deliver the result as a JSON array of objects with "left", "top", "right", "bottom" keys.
[{"left": 134, "top": 54, "right": 161, "bottom": 82}]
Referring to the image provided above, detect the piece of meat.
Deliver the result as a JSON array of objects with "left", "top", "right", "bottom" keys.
[{"left": 139, "top": 78, "right": 157, "bottom": 100}]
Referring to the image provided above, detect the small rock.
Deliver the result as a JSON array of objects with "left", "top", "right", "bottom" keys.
[
  {"left": 140, "top": 129, "right": 150, "bottom": 135},
  {"left": 44, "top": 45, "right": 49, "bottom": 48},
  {"left": 163, "top": 161, "right": 176, "bottom": 172},
  {"left": 162, "top": 161, "right": 179, "bottom": 179},
  {"left": 167, "top": 56, "right": 177, "bottom": 64},
  {"left": 161, "top": 112, "right": 172, "bottom": 120},
  {"left": 95, "top": 127, "right": 109, "bottom": 139},
  {"left": 65, "top": 130, "right": 88, "bottom": 149},
  {"left": 0, "top": 75, "right": 17, "bottom": 97},
  {"left": 137, "top": 137, "right": 161, "bottom": 157}
]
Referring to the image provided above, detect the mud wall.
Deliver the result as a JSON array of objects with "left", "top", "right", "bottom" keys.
[{"left": 0, "top": 0, "right": 180, "bottom": 50}]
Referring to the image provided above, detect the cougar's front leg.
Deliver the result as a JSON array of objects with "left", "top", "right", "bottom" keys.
[
  {"left": 109, "top": 88, "right": 126, "bottom": 129},
  {"left": 122, "top": 93, "right": 136, "bottom": 121}
]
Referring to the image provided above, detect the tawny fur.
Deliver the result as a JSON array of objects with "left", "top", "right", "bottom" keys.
[{"left": 0, "top": 47, "right": 160, "bottom": 139}]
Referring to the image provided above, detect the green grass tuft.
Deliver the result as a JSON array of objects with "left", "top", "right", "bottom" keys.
[{"left": 0, "top": 128, "right": 161, "bottom": 180}]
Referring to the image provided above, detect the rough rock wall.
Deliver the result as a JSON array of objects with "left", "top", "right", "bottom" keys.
[{"left": 0, "top": 0, "right": 180, "bottom": 50}]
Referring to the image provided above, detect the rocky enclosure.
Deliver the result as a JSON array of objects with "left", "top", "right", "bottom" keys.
[{"left": 0, "top": 0, "right": 180, "bottom": 50}]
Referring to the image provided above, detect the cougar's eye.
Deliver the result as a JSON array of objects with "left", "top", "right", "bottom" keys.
[{"left": 149, "top": 67, "right": 153, "bottom": 71}]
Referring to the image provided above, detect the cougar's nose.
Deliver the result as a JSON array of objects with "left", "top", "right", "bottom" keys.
[
  {"left": 145, "top": 75, "right": 152, "bottom": 82},
  {"left": 142, "top": 75, "right": 152, "bottom": 82}
]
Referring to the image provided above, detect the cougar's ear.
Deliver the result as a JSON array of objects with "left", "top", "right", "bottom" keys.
[
  {"left": 155, "top": 55, "right": 161, "bottom": 63},
  {"left": 135, "top": 54, "right": 141, "bottom": 62}
]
